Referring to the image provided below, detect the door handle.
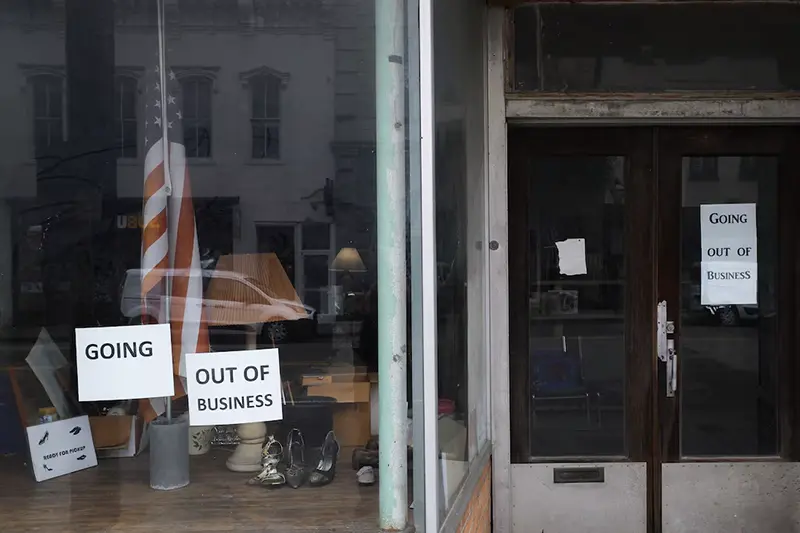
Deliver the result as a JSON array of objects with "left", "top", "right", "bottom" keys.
[{"left": 666, "top": 338, "right": 677, "bottom": 398}]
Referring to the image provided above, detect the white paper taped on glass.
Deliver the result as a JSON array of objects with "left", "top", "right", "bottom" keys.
[
  {"left": 700, "top": 203, "right": 757, "bottom": 306},
  {"left": 555, "top": 238, "right": 587, "bottom": 276}
]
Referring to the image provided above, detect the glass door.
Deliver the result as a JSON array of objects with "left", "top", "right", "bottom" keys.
[
  {"left": 655, "top": 127, "right": 800, "bottom": 533},
  {"left": 507, "top": 128, "right": 656, "bottom": 533}
]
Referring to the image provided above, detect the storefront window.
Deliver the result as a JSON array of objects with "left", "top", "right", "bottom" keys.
[
  {"left": 0, "top": 1, "right": 421, "bottom": 530},
  {"left": 434, "top": 0, "right": 488, "bottom": 520}
]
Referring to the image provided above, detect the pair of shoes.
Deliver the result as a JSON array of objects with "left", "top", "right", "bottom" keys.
[
  {"left": 308, "top": 431, "right": 340, "bottom": 487},
  {"left": 247, "top": 435, "right": 285, "bottom": 487}
]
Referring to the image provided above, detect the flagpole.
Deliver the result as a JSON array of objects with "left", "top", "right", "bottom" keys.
[{"left": 157, "top": 0, "right": 173, "bottom": 424}]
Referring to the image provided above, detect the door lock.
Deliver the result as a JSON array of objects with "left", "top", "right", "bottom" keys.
[{"left": 657, "top": 301, "right": 677, "bottom": 397}]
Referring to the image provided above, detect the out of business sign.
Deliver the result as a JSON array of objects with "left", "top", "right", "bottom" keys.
[
  {"left": 75, "top": 323, "right": 175, "bottom": 402},
  {"left": 185, "top": 348, "right": 283, "bottom": 426},
  {"left": 26, "top": 415, "right": 97, "bottom": 482},
  {"left": 700, "top": 203, "right": 757, "bottom": 306}
]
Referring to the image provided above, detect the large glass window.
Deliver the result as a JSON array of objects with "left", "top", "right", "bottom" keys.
[
  {"left": 0, "top": 1, "right": 422, "bottom": 531},
  {"left": 434, "top": 0, "right": 489, "bottom": 521}
]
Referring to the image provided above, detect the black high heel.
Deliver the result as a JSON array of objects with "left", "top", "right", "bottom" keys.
[
  {"left": 285, "top": 429, "right": 307, "bottom": 489},
  {"left": 309, "top": 430, "right": 339, "bottom": 487}
]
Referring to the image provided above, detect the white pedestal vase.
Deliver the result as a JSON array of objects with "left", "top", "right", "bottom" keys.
[
  {"left": 224, "top": 326, "right": 268, "bottom": 472},
  {"left": 225, "top": 422, "right": 267, "bottom": 472}
]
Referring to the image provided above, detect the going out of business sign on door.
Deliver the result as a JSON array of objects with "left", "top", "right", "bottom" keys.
[{"left": 700, "top": 203, "right": 757, "bottom": 306}]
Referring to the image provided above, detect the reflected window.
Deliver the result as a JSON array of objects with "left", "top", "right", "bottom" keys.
[
  {"left": 250, "top": 74, "right": 281, "bottom": 160},
  {"left": 180, "top": 76, "right": 212, "bottom": 158},
  {"left": 30, "top": 74, "right": 65, "bottom": 158},
  {"left": 114, "top": 75, "right": 138, "bottom": 159},
  {"left": 688, "top": 157, "right": 719, "bottom": 182}
]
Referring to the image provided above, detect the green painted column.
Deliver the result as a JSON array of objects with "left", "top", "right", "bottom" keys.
[{"left": 376, "top": 0, "right": 408, "bottom": 529}]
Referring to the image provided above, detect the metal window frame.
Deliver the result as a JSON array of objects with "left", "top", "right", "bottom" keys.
[{"left": 409, "top": 0, "right": 440, "bottom": 530}]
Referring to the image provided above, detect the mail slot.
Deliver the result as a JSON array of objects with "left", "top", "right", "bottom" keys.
[{"left": 553, "top": 466, "right": 605, "bottom": 484}]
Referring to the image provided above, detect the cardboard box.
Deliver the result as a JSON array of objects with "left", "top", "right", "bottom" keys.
[
  {"left": 89, "top": 415, "right": 146, "bottom": 458},
  {"left": 333, "top": 403, "right": 371, "bottom": 447},
  {"left": 301, "top": 374, "right": 333, "bottom": 386},
  {"left": 305, "top": 382, "right": 370, "bottom": 403},
  {"left": 301, "top": 364, "right": 368, "bottom": 386}
]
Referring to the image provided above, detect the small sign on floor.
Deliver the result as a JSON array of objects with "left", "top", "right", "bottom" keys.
[{"left": 26, "top": 415, "right": 98, "bottom": 482}]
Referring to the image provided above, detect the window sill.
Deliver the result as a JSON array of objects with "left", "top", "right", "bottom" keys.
[{"left": 246, "top": 159, "right": 284, "bottom": 166}]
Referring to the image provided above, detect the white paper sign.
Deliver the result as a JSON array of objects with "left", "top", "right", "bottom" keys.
[
  {"left": 700, "top": 203, "right": 757, "bottom": 305},
  {"left": 555, "top": 238, "right": 588, "bottom": 276},
  {"left": 75, "top": 323, "right": 175, "bottom": 402},
  {"left": 26, "top": 415, "right": 97, "bottom": 482},
  {"left": 185, "top": 348, "right": 283, "bottom": 426}
]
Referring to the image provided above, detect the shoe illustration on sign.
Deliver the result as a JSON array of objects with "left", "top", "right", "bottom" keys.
[{"left": 25, "top": 415, "right": 98, "bottom": 482}]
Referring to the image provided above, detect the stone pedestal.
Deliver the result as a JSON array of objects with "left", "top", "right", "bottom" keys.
[
  {"left": 225, "top": 422, "right": 266, "bottom": 472},
  {"left": 225, "top": 326, "right": 267, "bottom": 472}
]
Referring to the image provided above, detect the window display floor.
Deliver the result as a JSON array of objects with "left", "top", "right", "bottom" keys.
[{"left": 0, "top": 446, "right": 378, "bottom": 532}]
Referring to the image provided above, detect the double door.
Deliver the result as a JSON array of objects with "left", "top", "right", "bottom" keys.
[{"left": 508, "top": 127, "right": 800, "bottom": 533}]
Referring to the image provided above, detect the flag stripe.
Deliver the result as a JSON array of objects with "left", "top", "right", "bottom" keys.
[{"left": 139, "top": 40, "right": 209, "bottom": 421}]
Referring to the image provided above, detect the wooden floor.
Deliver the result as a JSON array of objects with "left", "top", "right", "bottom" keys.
[{"left": 1, "top": 448, "right": 379, "bottom": 533}]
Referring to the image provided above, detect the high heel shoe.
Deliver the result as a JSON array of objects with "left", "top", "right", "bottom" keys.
[
  {"left": 247, "top": 435, "right": 285, "bottom": 487},
  {"left": 308, "top": 430, "right": 339, "bottom": 487},
  {"left": 285, "top": 428, "right": 307, "bottom": 489}
]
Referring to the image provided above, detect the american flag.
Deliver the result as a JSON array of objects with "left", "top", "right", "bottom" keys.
[{"left": 140, "top": 38, "right": 209, "bottom": 421}]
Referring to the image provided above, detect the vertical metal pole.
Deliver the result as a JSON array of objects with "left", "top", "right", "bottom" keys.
[
  {"left": 376, "top": 0, "right": 408, "bottom": 528},
  {"left": 418, "top": 0, "right": 439, "bottom": 528},
  {"left": 157, "top": 0, "right": 172, "bottom": 423}
]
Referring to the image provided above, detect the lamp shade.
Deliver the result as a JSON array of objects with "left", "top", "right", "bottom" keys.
[{"left": 331, "top": 247, "right": 366, "bottom": 272}]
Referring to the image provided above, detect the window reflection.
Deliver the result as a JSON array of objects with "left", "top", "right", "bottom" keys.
[{"left": 0, "top": 0, "right": 415, "bottom": 529}]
